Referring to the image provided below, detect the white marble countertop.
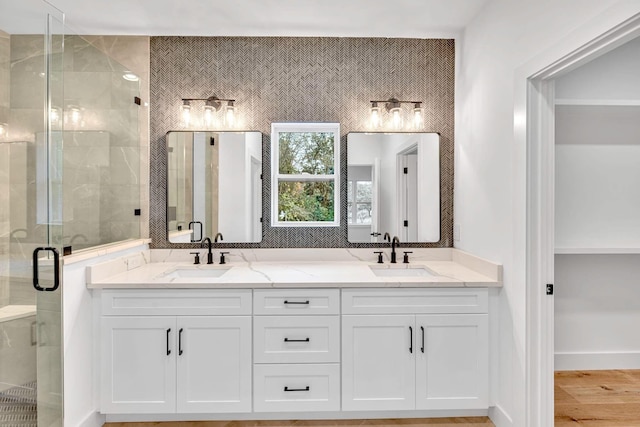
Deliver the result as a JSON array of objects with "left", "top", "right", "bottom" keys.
[{"left": 86, "top": 248, "right": 502, "bottom": 289}]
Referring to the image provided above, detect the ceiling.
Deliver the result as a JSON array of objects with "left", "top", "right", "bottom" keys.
[{"left": 1, "top": 0, "right": 489, "bottom": 37}]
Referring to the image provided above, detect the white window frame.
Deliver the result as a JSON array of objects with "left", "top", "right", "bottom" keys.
[{"left": 271, "top": 122, "right": 340, "bottom": 227}]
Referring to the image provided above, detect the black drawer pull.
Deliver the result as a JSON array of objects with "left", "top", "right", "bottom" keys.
[
  {"left": 283, "top": 300, "right": 310, "bottom": 305},
  {"left": 284, "top": 337, "right": 310, "bottom": 343},
  {"left": 420, "top": 326, "right": 425, "bottom": 353},
  {"left": 166, "top": 328, "right": 171, "bottom": 355},
  {"left": 179, "top": 328, "right": 184, "bottom": 355},
  {"left": 284, "top": 386, "right": 310, "bottom": 392}
]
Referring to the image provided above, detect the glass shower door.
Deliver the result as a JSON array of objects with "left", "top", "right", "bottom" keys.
[
  {"left": 0, "top": 1, "right": 65, "bottom": 426},
  {"left": 34, "top": 10, "right": 65, "bottom": 427}
]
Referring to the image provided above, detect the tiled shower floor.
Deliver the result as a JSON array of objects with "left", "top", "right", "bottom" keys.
[{"left": 0, "top": 382, "right": 36, "bottom": 427}]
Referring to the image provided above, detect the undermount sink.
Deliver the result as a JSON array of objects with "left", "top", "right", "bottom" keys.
[
  {"left": 369, "top": 266, "right": 435, "bottom": 278},
  {"left": 162, "top": 267, "right": 231, "bottom": 280}
]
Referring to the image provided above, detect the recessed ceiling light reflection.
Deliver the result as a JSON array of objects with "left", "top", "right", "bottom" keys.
[{"left": 122, "top": 72, "right": 139, "bottom": 82}]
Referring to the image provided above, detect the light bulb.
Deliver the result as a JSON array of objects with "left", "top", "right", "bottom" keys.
[
  {"left": 0, "top": 123, "right": 7, "bottom": 139},
  {"left": 181, "top": 101, "right": 191, "bottom": 127},
  {"left": 412, "top": 103, "right": 423, "bottom": 130},
  {"left": 50, "top": 107, "right": 61, "bottom": 126},
  {"left": 68, "top": 106, "right": 81, "bottom": 125},
  {"left": 390, "top": 106, "right": 403, "bottom": 130},
  {"left": 203, "top": 105, "right": 215, "bottom": 128},
  {"left": 225, "top": 101, "right": 235, "bottom": 128},
  {"left": 369, "top": 102, "right": 382, "bottom": 129}
]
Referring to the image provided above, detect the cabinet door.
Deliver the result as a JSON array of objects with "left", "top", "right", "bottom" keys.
[
  {"left": 415, "top": 314, "right": 488, "bottom": 410},
  {"left": 342, "top": 315, "right": 415, "bottom": 411},
  {"left": 176, "top": 316, "right": 251, "bottom": 413},
  {"left": 101, "top": 316, "right": 176, "bottom": 413}
]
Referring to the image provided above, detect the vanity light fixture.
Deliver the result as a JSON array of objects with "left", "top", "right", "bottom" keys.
[
  {"left": 388, "top": 99, "right": 403, "bottom": 130},
  {"left": 369, "top": 102, "right": 382, "bottom": 129},
  {"left": 180, "top": 95, "right": 236, "bottom": 129},
  {"left": 180, "top": 100, "right": 192, "bottom": 126},
  {"left": 368, "top": 98, "right": 425, "bottom": 131},
  {"left": 224, "top": 100, "right": 235, "bottom": 127},
  {"left": 412, "top": 102, "right": 424, "bottom": 130},
  {"left": 0, "top": 123, "right": 7, "bottom": 139}
]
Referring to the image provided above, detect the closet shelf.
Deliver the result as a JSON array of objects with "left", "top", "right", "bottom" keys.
[
  {"left": 555, "top": 98, "right": 640, "bottom": 106},
  {"left": 555, "top": 247, "right": 640, "bottom": 255}
]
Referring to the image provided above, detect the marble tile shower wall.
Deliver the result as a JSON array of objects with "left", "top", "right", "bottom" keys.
[
  {"left": 3, "top": 35, "right": 145, "bottom": 255},
  {"left": 61, "top": 35, "right": 142, "bottom": 249},
  {"left": 150, "top": 37, "right": 455, "bottom": 249}
]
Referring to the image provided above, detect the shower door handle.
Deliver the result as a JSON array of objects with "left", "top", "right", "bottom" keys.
[
  {"left": 33, "top": 247, "right": 60, "bottom": 292},
  {"left": 188, "top": 221, "right": 203, "bottom": 242}
]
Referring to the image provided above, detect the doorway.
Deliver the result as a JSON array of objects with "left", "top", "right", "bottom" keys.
[{"left": 526, "top": 13, "right": 640, "bottom": 427}]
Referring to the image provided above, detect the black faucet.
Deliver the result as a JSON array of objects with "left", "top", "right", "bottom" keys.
[
  {"left": 201, "top": 237, "right": 213, "bottom": 264},
  {"left": 214, "top": 232, "right": 223, "bottom": 243},
  {"left": 391, "top": 236, "right": 400, "bottom": 263}
]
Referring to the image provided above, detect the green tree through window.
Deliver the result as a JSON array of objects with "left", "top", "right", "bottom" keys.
[{"left": 271, "top": 124, "right": 340, "bottom": 226}]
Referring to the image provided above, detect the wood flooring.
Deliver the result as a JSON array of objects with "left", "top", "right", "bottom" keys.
[
  {"left": 555, "top": 370, "right": 640, "bottom": 426},
  {"left": 104, "top": 417, "right": 494, "bottom": 427}
]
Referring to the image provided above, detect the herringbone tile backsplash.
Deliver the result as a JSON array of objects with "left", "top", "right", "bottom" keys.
[{"left": 150, "top": 37, "right": 454, "bottom": 249}]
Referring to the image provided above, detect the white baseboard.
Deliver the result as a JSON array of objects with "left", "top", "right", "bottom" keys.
[
  {"left": 79, "top": 411, "right": 106, "bottom": 427},
  {"left": 106, "top": 409, "right": 488, "bottom": 423},
  {"left": 555, "top": 351, "right": 640, "bottom": 371},
  {"left": 489, "top": 404, "right": 513, "bottom": 427}
]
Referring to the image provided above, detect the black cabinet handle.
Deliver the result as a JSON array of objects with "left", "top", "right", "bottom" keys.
[
  {"left": 178, "top": 328, "right": 184, "bottom": 355},
  {"left": 409, "top": 326, "right": 413, "bottom": 353},
  {"left": 420, "top": 326, "right": 425, "bottom": 353},
  {"left": 283, "top": 300, "right": 309, "bottom": 305},
  {"left": 284, "top": 386, "right": 310, "bottom": 392},
  {"left": 284, "top": 337, "right": 310, "bottom": 343},
  {"left": 166, "top": 328, "right": 171, "bottom": 355}
]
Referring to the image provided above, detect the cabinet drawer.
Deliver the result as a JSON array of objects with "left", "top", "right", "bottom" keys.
[
  {"left": 101, "top": 290, "right": 252, "bottom": 316},
  {"left": 253, "top": 289, "right": 339, "bottom": 315},
  {"left": 342, "top": 288, "right": 488, "bottom": 314},
  {"left": 253, "top": 364, "right": 340, "bottom": 412},
  {"left": 254, "top": 316, "right": 340, "bottom": 363}
]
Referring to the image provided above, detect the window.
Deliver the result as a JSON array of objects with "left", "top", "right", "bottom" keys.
[
  {"left": 347, "top": 180, "right": 372, "bottom": 225},
  {"left": 271, "top": 123, "right": 340, "bottom": 227}
]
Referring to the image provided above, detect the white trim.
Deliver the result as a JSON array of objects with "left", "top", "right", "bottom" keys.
[
  {"left": 79, "top": 411, "right": 106, "bottom": 427},
  {"left": 106, "top": 409, "right": 488, "bottom": 423},
  {"left": 555, "top": 351, "right": 640, "bottom": 371},
  {"left": 525, "top": 11, "right": 640, "bottom": 427},
  {"left": 489, "top": 404, "right": 513, "bottom": 427},
  {"left": 270, "top": 122, "right": 340, "bottom": 227}
]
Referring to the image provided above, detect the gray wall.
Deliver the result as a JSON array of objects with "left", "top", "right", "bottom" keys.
[{"left": 150, "top": 37, "right": 455, "bottom": 248}]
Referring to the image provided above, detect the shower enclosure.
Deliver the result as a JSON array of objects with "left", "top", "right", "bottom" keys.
[{"left": 0, "top": 1, "right": 142, "bottom": 425}]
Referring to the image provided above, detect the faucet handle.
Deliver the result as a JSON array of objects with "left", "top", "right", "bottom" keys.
[
  {"left": 219, "top": 251, "right": 230, "bottom": 265},
  {"left": 373, "top": 251, "right": 384, "bottom": 264},
  {"left": 403, "top": 251, "right": 413, "bottom": 264},
  {"left": 190, "top": 252, "right": 201, "bottom": 265}
]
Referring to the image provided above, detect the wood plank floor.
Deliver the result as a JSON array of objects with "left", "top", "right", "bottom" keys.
[
  {"left": 555, "top": 370, "right": 640, "bottom": 426},
  {"left": 104, "top": 417, "right": 495, "bottom": 427}
]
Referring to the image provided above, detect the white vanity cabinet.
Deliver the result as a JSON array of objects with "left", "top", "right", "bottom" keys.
[
  {"left": 252, "top": 289, "right": 341, "bottom": 412},
  {"left": 341, "top": 288, "right": 489, "bottom": 412},
  {"left": 100, "top": 290, "right": 252, "bottom": 414}
]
